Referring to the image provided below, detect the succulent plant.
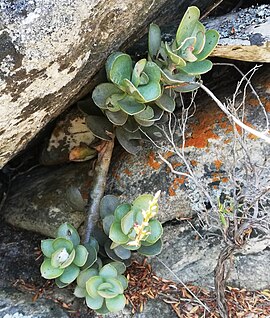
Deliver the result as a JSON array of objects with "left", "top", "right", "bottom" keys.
[
  {"left": 40, "top": 223, "right": 97, "bottom": 287},
  {"left": 80, "top": 263, "right": 128, "bottom": 314},
  {"left": 83, "top": 52, "right": 173, "bottom": 154},
  {"left": 100, "top": 192, "right": 163, "bottom": 259},
  {"left": 148, "top": 6, "right": 219, "bottom": 92}
]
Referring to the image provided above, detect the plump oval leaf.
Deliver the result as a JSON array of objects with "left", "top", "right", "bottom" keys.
[
  {"left": 85, "top": 115, "right": 113, "bottom": 141},
  {"left": 110, "top": 262, "right": 126, "bottom": 275},
  {"left": 82, "top": 245, "right": 98, "bottom": 270},
  {"left": 105, "top": 109, "right": 128, "bottom": 126},
  {"left": 74, "top": 285, "right": 87, "bottom": 298},
  {"left": 176, "top": 6, "right": 200, "bottom": 46},
  {"left": 98, "top": 278, "right": 123, "bottom": 299},
  {"left": 148, "top": 23, "right": 161, "bottom": 59},
  {"left": 73, "top": 245, "right": 89, "bottom": 267},
  {"left": 146, "top": 219, "right": 163, "bottom": 244},
  {"left": 103, "top": 215, "right": 115, "bottom": 236},
  {"left": 165, "top": 42, "right": 186, "bottom": 67},
  {"left": 135, "top": 106, "right": 154, "bottom": 121},
  {"left": 118, "top": 95, "right": 145, "bottom": 115},
  {"left": 138, "top": 238, "right": 162, "bottom": 256},
  {"left": 57, "top": 223, "right": 80, "bottom": 247},
  {"left": 85, "top": 294, "right": 104, "bottom": 310},
  {"left": 86, "top": 276, "right": 104, "bottom": 298},
  {"left": 59, "top": 263, "right": 80, "bottom": 284},
  {"left": 114, "top": 204, "right": 131, "bottom": 221},
  {"left": 59, "top": 249, "right": 76, "bottom": 269},
  {"left": 106, "top": 52, "right": 132, "bottom": 86},
  {"left": 121, "top": 210, "right": 135, "bottom": 235},
  {"left": 92, "top": 83, "right": 122, "bottom": 109},
  {"left": 196, "top": 29, "right": 219, "bottom": 61},
  {"left": 109, "top": 222, "right": 129, "bottom": 245},
  {"left": 52, "top": 238, "right": 73, "bottom": 253},
  {"left": 115, "top": 127, "right": 142, "bottom": 155},
  {"left": 41, "top": 239, "right": 54, "bottom": 258},
  {"left": 117, "top": 275, "right": 128, "bottom": 290},
  {"left": 66, "top": 186, "right": 86, "bottom": 212},
  {"left": 132, "top": 194, "right": 155, "bottom": 212},
  {"left": 132, "top": 59, "right": 147, "bottom": 87},
  {"left": 113, "top": 245, "right": 131, "bottom": 260},
  {"left": 100, "top": 195, "right": 120, "bottom": 219},
  {"left": 77, "top": 268, "right": 99, "bottom": 288},
  {"left": 51, "top": 247, "right": 71, "bottom": 268},
  {"left": 180, "top": 59, "right": 213, "bottom": 75},
  {"left": 105, "top": 294, "right": 126, "bottom": 313},
  {"left": 55, "top": 278, "right": 69, "bottom": 289},
  {"left": 155, "top": 92, "right": 175, "bottom": 112},
  {"left": 40, "top": 258, "right": 64, "bottom": 279},
  {"left": 99, "top": 264, "right": 118, "bottom": 279}
]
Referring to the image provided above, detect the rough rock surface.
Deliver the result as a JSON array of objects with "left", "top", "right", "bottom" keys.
[
  {"left": 204, "top": 4, "right": 270, "bottom": 62},
  {"left": 0, "top": 0, "right": 214, "bottom": 168},
  {"left": 151, "top": 222, "right": 270, "bottom": 290},
  {"left": 0, "top": 288, "right": 69, "bottom": 318},
  {"left": 2, "top": 162, "right": 93, "bottom": 237}
]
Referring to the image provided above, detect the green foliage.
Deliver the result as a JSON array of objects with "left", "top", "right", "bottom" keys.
[
  {"left": 148, "top": 6, "right": 219, "bottom": 91},
  {"left": 40, "top": 223, "right": 97, "bottom": 287},
  {"left": 100, "top": 191, "right": 163, "bottom": 259},
  {"left": 83, "top": 6, "right": 219, "bottom": 154}
]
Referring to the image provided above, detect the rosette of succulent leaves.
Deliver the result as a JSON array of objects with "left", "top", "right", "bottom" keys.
[
  {"left": 80, "top": 6, "right": 219, "bottom": 154},
  {"left": 99, "top": 191, "right": 163, "bottom": 262}
]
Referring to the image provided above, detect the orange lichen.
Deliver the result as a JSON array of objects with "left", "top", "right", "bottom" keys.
[
  {"left": 168, "top": 176, "right": 186, "bottom": 196},
  {"left": 249, "top": 98, "right": 260, "bottom": 107},
  {"left": 163, "top": 151, "right": 174, "bottom": 159},
  {"left": 190, "top": 160, "right": 198, "bottom": 166},
  {"left": 172, "top": 162, "right": 183, "bottom": 169},
  {"left": 123, "top": 168, "right": 132, "bottom": 176},
  {"left": 213, "top": 160, "right": 222, "bottom": 170},
  {"left": 147, "top": 151, "right": 161, "bottom": 170},
  {"left": 185, "top": 104, "right": 227, "bottom": 148},
  {"left": 221, "top": 177, "right": 229, "bottom": 183}
]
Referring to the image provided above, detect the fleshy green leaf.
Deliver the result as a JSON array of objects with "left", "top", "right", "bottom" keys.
[
  {"left": 132, "top": 194, "right": 155, "bottom": 212},
  {"left": 86, "top": 276, "right": 104, "bottom": 298},
  {"left": 110, "top": 262, "right": 126, "bottom": 275},
  {"left": 85, "top": 294, "right": 104, "bottom": 310},
  {"left": 82, "top": 245, "right": 98, "bottom": 270},
  {"left": 114, "top": 204, "right": 131, "bottom": 221},
  {"left": 135, "top": 106, "right": 154, "bottom": 121},
  {"left": 165, "top": 42, "right": 186, "bottom": 67},
  {"left": 132, "top": 59, "right": 147, "bottom": 87},
  {"left": 180, "top": 59, "right": 213, "bottom": 75},
  {"left": 74, "top": 285, "right": 87, "bottom": 298},
  {"left": 115, "top": 127, "right": 142, "bottom": 155},
  {"left": 155, "top": 92, "right": 175, "bottom": 112},
  {"left": 52, "top": 238, "right": 73, "bottom": 254},
  {"left": 99, "top": 264, "right": 118, "bottom": 279},
  {"left": 146, "top": 219, "right": 163, "bottom": 244},
  {"left": 104, "top": 240, "right": 123, "bottom": 262},
  {"left": 105, "top": 109, "right": 128, "bottom": 126},
  {"left": 98, "top": 278, "right": 123, "bottom": 298},
  {"left": 134, "top": 117, "right": 155, "bottom": 127},
  {"left": 105, "top": 294, "right": 126, "bottom": 313},
  {"left": 59, "top": 249, "right": 76, "bottom": 269},
  {"left": 196, "top": 29, "right": 219, "bottom": 61},
  {"left": 40, "top": 258, "right": 64, "bottom": 279},
  {"left": 41, "top": 239, "right": 54, "bottom": 258},
  {"left": 138, "top": 238, "right": 162, "bottom": 256},
  {"left": 51, "top": 248, "right": 71, "bottom": 268},
  {"left": 118, "top": 95, "right": 145, "bottom": 115},
  {"left": 66, "top": 186, "right": 86, "bottom": 212},
  {"left": 92, "top": 83, "right": 122, "bottom": 109},
  {"left": 100, "top": 195, "right": 120, "bottom": 219},
  {"left": 103, "top": 215, "right": 115, "bottom": 236},
  {"left": 85, "top": 115, "right": 113, "bottom": 141},
  {"left": 95, "top": 302, "right": 110, "bottom": 314},
  {"left": 55, "top": 277, "right": 69, "bottom": 288},
  {"left": 106, "top": 52, "right": 132, "bottom": 86},
  {"left": 73, "top": 245, "right": 89, "bottom": 267},
  {"left": 109, "top": 222, "right": 129, "bottom": 245},
  {"left": 77, "top": 268, "right": 99, "bottom": 288},
  {"left": 122, "top": 117, "right": 140, "bottom": 133},
  {"left": 148, "top": 23, "right": 161, "bottom": 59},
  {"left": 59, "top": 263, "right": 80, "bottom": 284},
  {"left": 176, "top": 6, "right": 200, "bottom": 46},
  {"left": 113, "top": 245, "right": 131, "bottom": 260},
  {"left": 117, "top": 275, "right": 128, "bottom": 290},
  {"left": 57, "top": 223, "right": 80, "bottom": 247},
  {"left": 121, "top": 210, "right": 135, "bottom": 235}
]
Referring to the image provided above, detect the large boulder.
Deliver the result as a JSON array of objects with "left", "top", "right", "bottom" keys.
[{"left": 0, "top": 0, "right": 214, "bottom": 168}]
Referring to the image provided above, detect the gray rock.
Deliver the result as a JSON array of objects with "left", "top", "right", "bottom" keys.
[
  {"left": 0, "top": 0, "right": 214, "bottom": 168},
  {"left": 151, "top": 223, "right": 270, "bottom": 290},
  {"left": 0, "top": 287, "right": 69, "bottom": 318},
  {"left": 2, "top": 162, "right": 92, "bottom": 237}
]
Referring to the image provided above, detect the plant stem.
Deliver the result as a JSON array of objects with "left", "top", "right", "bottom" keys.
[
  {"left": 215, "top": 244, "right": 235, "bottom": 318},
  {"left": 84, "top": 135, "right": 115, "bottom": 244}
]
